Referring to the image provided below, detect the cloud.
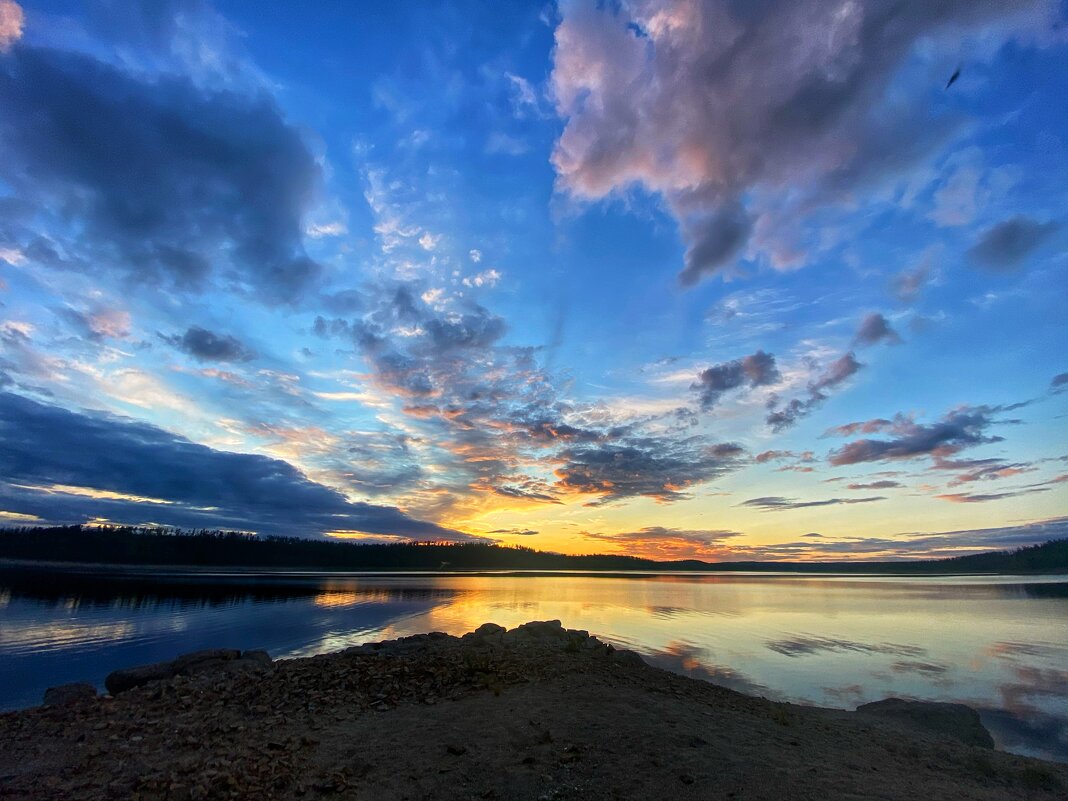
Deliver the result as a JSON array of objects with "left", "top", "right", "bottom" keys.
[
  {"left": 581, "top": 526, "right": 742, "bottom": 560},
  {"left": 691, "top": 350, "right": 780, "bottom": 410},
  {"left": 551, "top": 0, "right": 1054, "bottom": 284},
  {"left": 766, "top": 352, "right": 863, "bottom": 430},
  {"left": 854, "top": 313, "right": 901, "bottom": 347},
  {"left": 828, "top": 407, "right": 1001, "bottom": 466},
  {"left": 823, "top": 418, "right": 895, "bottom": 437},
  {"left": 488, "top": 528, "right": 539, "bottom": 537},
  {"left": 555, "top": 438, "right": 746, "bottom": 504},
  {"left": 567, "top": 516, "right": 1068, "bottom": 562},
  {"left": 936, "top": 488, "right": 1050, "bottom": 504},
  {"left": 946, "top": 460, "right": 1036, "bottom": 486},
  {"left": 311, "top": 282, "right": 753, "bottom": 511},
  {"left": 1050, "top": 372, "right": 1068, "bottom": 392},
  {"left": 0, "top": 0, "right": 23, "bottom": 51},
  {"left": 754, "top": 449, "right": 815, "bottom": 466},
  {"left": 678, "top": 202, "right": 752, "bottom": 286},
  {"left": 162, "top": 326, "right": 255, "bottom": 363},
  {"left": 740, "top": 495, "right": 886, "bottom": 512},
  {"left": 462, "top": 269, "right": 502, "bottom": 288},
  {"left": 846, "top": 480, "right": 902, "bottom": 490},
  {"left": 967, "top": 216, "right": 1059, "bottom": 271},
  {"left": 0, "top": 46, "right": 321, "bottom": 302},
  {"left": 891, "top": 262, "right": 932, "bottom": 303},
  {"left": 0, "top": 392, "right": 471, "bottom": 540},
  {"left": 57, "top": 306, "right": 132, "bottom": 342}
]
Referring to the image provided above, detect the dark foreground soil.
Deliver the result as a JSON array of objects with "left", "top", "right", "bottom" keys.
[{"left": 1, "top": 621, "right": 1065, "bottom": 801}]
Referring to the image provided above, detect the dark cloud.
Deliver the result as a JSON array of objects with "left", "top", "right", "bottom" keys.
[
  {"left": 854, "top": 313, "right": 901, "bottom": 347},
  {"left": 0, "top": 46, "right": 321, "bottom": 301},
  {"left": 552, "top": 0, "right": 1052, "bottom": 283},
  {"left": 766, "top": 352, "right": 863, "bottom": 431},
  {"left": 691, "top": 350, "right": 780, "bottom": 410},
  {"left": 846, "top": 480, "right": 902, "bottom": 490},
  {"left": 740, "top": 495, "right": 885, "bottom": 512},
  {"left": 162, "top": 326, "right": 255, "bottom": 363},
  {"left": 967, "top": 216, "right": 1059, "bottom": 271},
  {"left": 678, "top": 202, "right": 752, "bottom": 286},
  {"left": 555, "top": 437, "right": 745, "bottom": 504},
  {"left": 1052, "top": 373, "right": 1068, "bottom": 392},
  {"left": 0, "top": 392, "right": 471, "bottom": 540},
  {"left": 490, "top": 483, "right": 561, "bottom": 504},
  {"left": 487, "top": 528, "right": 539, "bottom": 537},
  {"left": 339, "top": 286, "right": 509, "bottom": 400},
  {"left": 828, "top": 407, "right": 1001, "bottom": 466}
]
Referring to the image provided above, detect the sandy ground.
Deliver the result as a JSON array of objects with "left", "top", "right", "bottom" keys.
[{"left": 1, "top": 621, "right": 1065, "bottom": 801}]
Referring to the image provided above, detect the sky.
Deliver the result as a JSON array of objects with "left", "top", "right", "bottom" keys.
[{"left": 0, "top": 0, "right": 1065, "bottom": 561}]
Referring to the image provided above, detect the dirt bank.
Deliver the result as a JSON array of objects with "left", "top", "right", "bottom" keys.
[{"left": 1, "top": 621, "right": 1064, "bottom": 800}]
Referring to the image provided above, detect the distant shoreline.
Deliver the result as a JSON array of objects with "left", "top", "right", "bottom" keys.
[
  {"left": 2, "top": 557, "right": 1066, "bottom": 580},
  {"left": 2, "top": 526, "right": 1066, "bottom": 577}
]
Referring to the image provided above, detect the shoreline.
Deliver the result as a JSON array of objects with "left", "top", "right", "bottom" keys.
[
  {"left": 1, "top": 621, "right": 1065, "bottom": 800},
  {"left": 3, "top": 557, "right": 1065, "bottom": 579}
]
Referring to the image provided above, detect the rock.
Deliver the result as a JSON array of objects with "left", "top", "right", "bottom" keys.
[
  {"left": 856, "top": 698, "right": 995, "bottom": 749},
  {"left": 463, "top": 623, "right": 506, "bottom": 643},
  {"left": 610, "top": 649, "right": 646, "bottom": 668},
  {"left": 240, "top": 649, "right": 273, "bottom": 665},
  {"left": 514, "top": 620, "right": 566, "bottom": 640},
  {"left": 43, "top": 682, "right": 97, "bottom": 706},
  {"left": 105, "top": 649, "right": 244, "bottom": 695}
]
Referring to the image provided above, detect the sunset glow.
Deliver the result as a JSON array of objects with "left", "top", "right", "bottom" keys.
[{"left": 0, "top": 0, "right": 1065, "bottom": 561}]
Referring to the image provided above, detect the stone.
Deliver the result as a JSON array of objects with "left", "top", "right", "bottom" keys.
[
  {"left": 43, "top": 682, "right": 97, "bottom": 706},
  {"left": 856, "top": 698, "right": 995, "bottom": 749},
  {"left": 105, "top": 649, "right": 243, "bottom": 695},
  {"left": 610, "top": 649, "right": 646, "bottom": 668},
  {"left": 514, "top": 620, "right": 566, "bottom": 640},
  {"left": 463, "top": 623, "right": 506, "bottom": 643},
  {"left": 240, "top": 649, "right": 273, "bottom": 665}
]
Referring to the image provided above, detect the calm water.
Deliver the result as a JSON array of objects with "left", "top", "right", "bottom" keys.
[{"left": 1, "top": 568, "right": 1066, "bottom": 762}]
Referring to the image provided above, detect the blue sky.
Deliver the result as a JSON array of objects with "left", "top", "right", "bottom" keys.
[{"left": 0, "top": 0, "right": 1065, "bottom": 559}]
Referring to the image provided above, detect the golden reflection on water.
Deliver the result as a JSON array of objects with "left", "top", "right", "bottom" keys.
[
  {"left": 2, "top": 571, "right": 1066, "bottom": 761},
  {"left": 288, "top": 572, "right": 1068, "bottom": 762}
]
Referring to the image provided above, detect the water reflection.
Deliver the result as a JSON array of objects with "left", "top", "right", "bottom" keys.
[{"left": 1, "top": 568, "right": 1065, "bottom": 762}]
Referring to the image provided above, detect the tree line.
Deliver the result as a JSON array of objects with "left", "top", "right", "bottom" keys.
[{"left": 0, "top": 525, "right": 1064, "bottom": 574}]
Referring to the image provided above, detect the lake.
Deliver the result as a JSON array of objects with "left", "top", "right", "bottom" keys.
[{"left": 1, "top": 567, "right": 1066, "bottom": 762}]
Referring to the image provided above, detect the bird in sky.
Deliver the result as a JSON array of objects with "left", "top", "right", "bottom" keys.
[{"left": 946, "top": 66, "right": 962, "bottom": 89}]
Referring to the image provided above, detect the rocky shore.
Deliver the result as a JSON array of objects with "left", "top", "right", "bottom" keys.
[{"left": 1, "top": 621, "right": 1064, "bottom": 800}]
